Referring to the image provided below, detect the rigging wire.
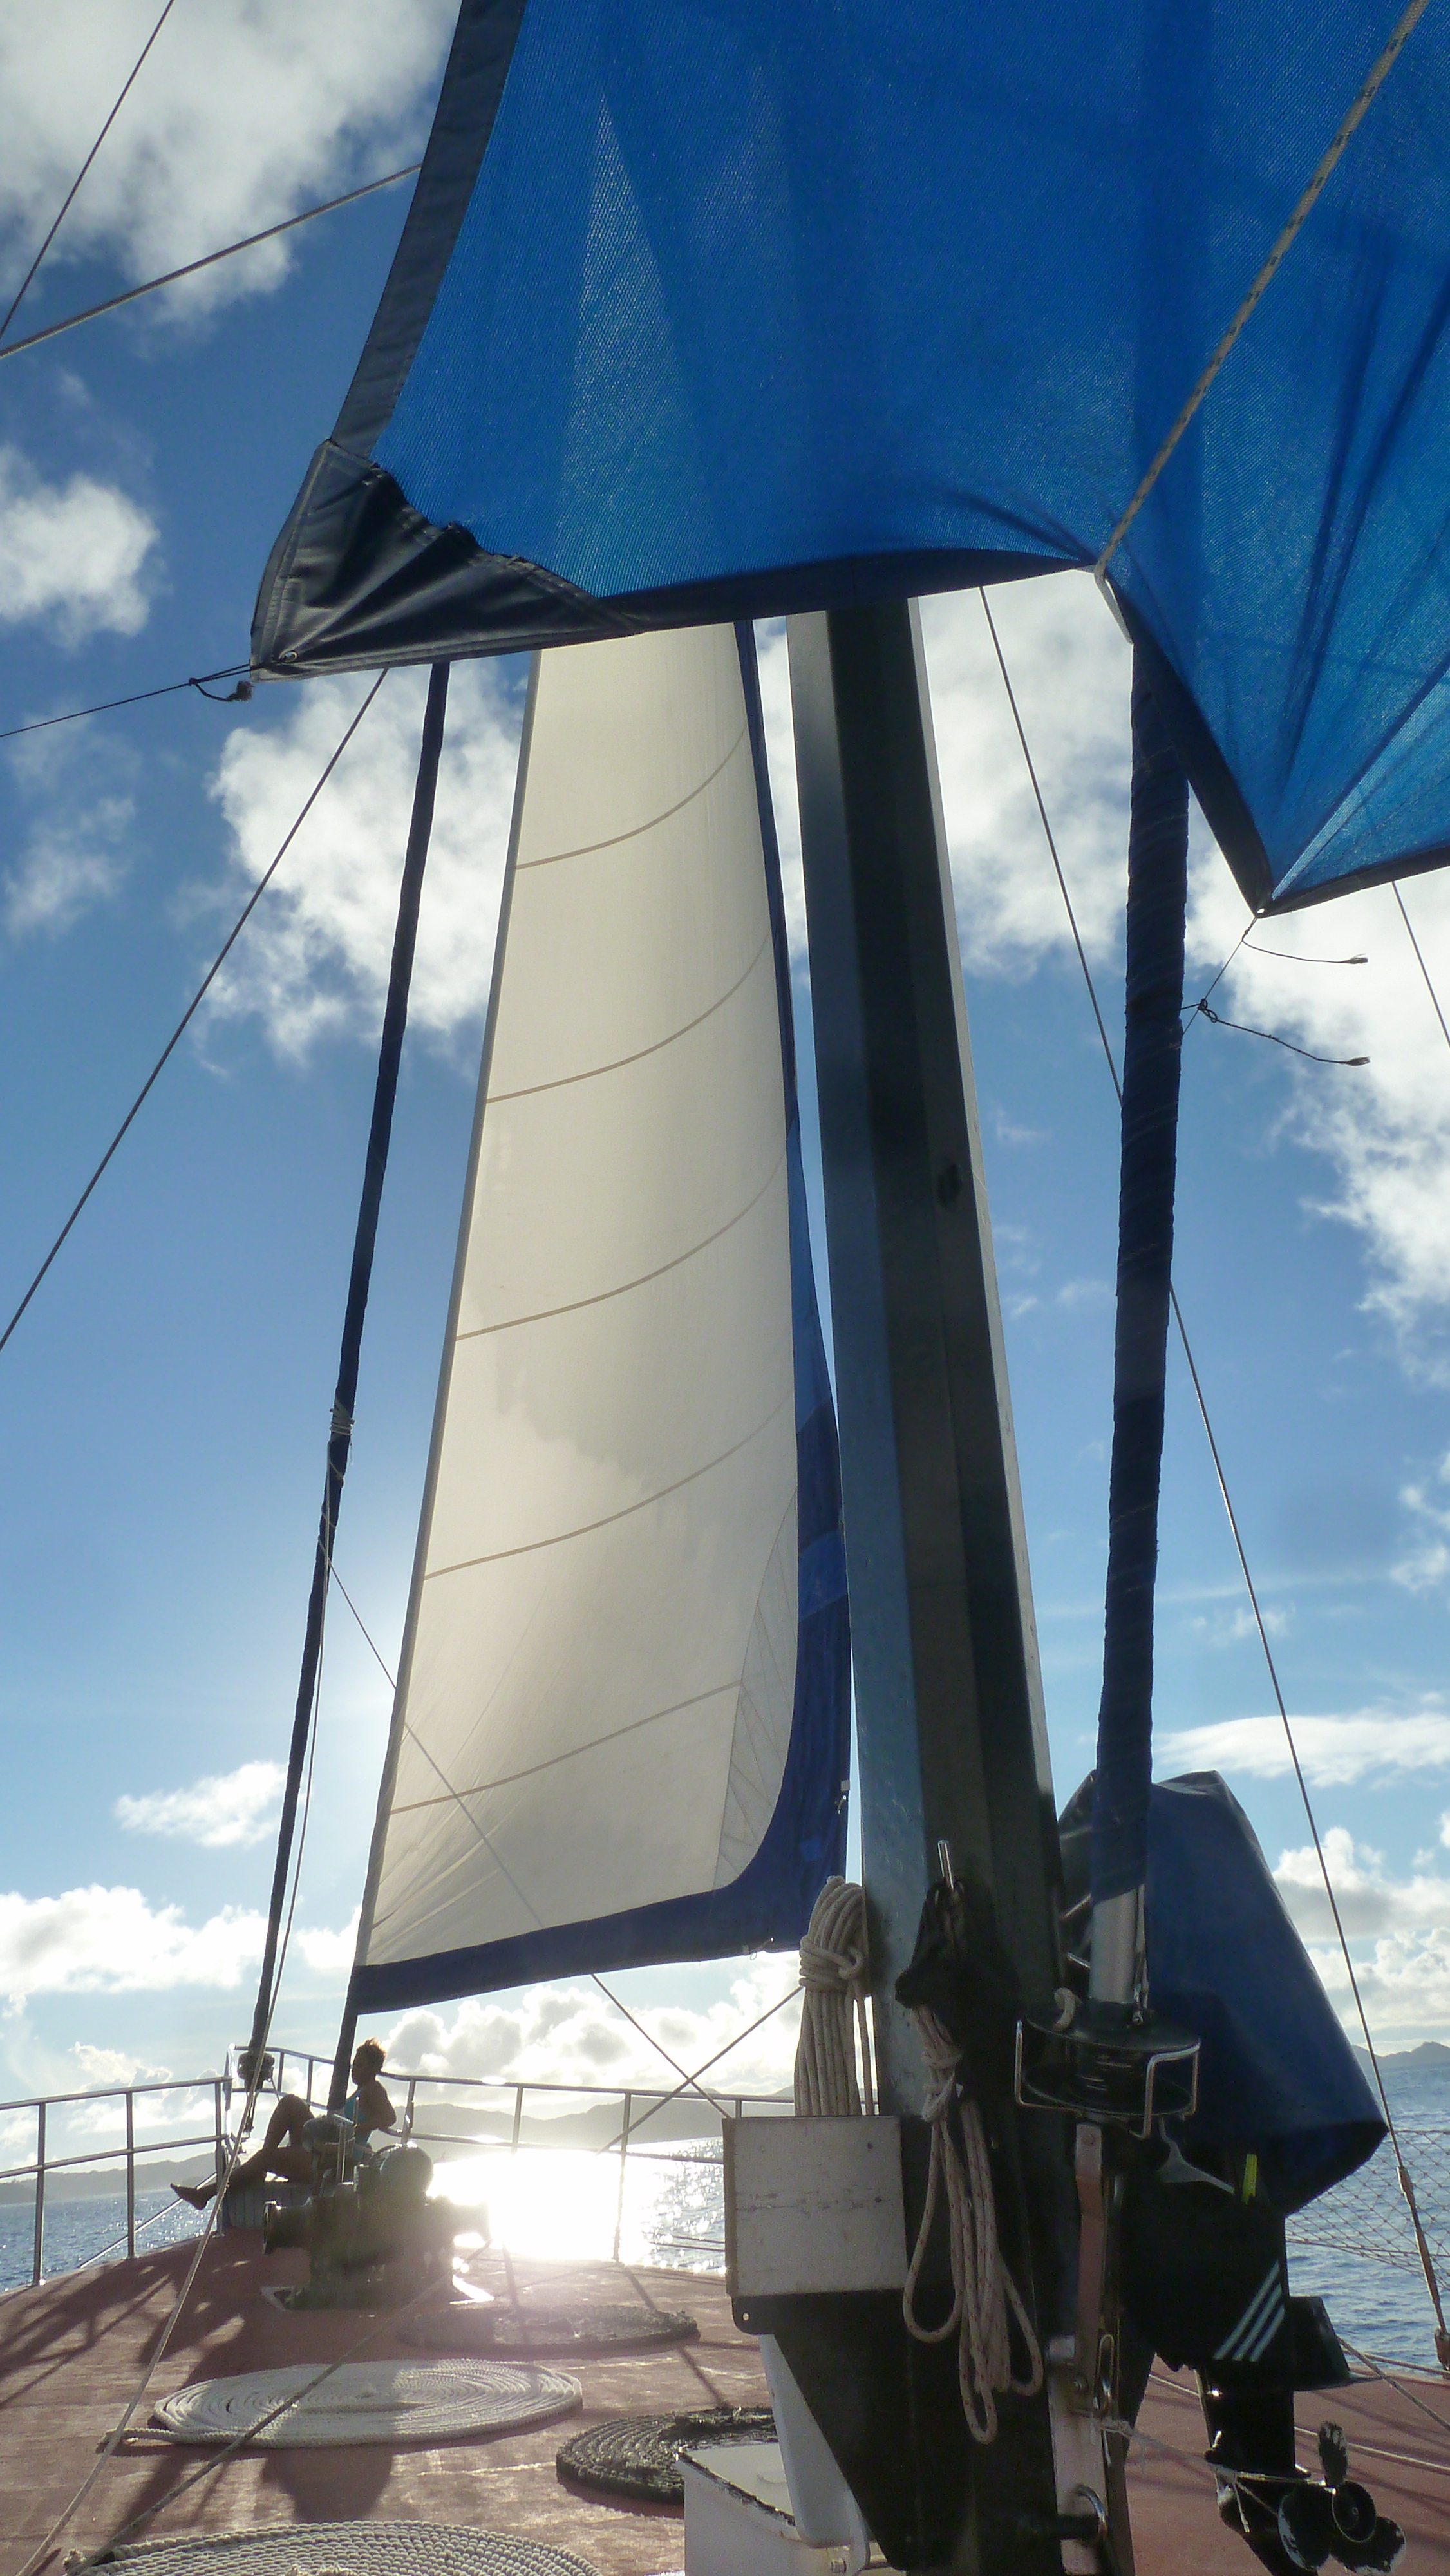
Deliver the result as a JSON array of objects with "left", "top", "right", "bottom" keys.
[
  {"left": 595, "top": 1985, "right": 802, "bottom": 2157},
  {"left": 0, "top": 671, "right": 387, "bottom": 1363},
  {"left": 1393, "top": 882, "right": 1450, "bottom": 1057},
  {"left": 70, "top": 2271, "right": 448, "bottom": 2573},
  {"left": 979, "top": 587, "right": 1449, "bottom": 2365},
  {"left": 1187, "top": 996, "right": 1369, "bottom": 1065},
  {"left": 1344, "top": 2345, "right": 1450, "bottom": 2440},
  {"left": 589, "top": 1973, "right": 731, "bottom": 2121},
  {"left": 1242, "top": 941, "right": 1368, "bottom": 965},
  {"left": 1189, "top": 920, "right": 1253, "bottom": 1019},
  {"left": 0, "top": 163, "right": 422, "bottom": 365},
  {"left": 0, "top": 0, "right": 180, "bottom": 346},
  {"left": 326, "top": 1561, "right": 787, "bottom": 2132},
  {"left": 330, "top": 1562, "right": 398, "bottom": 1692},
  {"left": 326, "top": 1557, "right": 796, "bottom": 2143},
  {"left": 0, "top": 665, "right": 253, "bottom": 743},
  {"left": 17, "top": 1520, "right": 334, "bottom": 2576}
]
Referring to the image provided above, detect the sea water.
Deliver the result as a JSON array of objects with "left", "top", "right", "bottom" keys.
[{"left": 4, "top": 2070, "right": 1445, "bottom": 2372}]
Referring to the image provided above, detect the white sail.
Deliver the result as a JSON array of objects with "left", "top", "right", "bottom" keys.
[{"left": 350, "top": 622, "right": 847, "bottom": 2008}]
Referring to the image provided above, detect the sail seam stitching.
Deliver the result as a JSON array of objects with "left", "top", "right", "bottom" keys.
[
  {"left": 487, "top": 929, "right": 771, "bottom": 1101},
  {"left": 453, "top": 1139, "right": 787, "bottom": 1338},
  {"left": 515, "top": 724, "right": 748, "bottom": 869},
  {"left": 390, "top": 1681, "right": 743, "bottom": 1812},
  {"left": 424, "top": 1394, "right": 793, "bottom": 1578}
]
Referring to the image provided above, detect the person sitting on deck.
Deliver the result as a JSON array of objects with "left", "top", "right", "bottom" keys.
[{"left": 173, "top": 2039, "right": 395, "bottom": 2209}]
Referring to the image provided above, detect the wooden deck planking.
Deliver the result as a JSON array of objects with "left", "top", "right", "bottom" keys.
[{"left": 0, "top": 2238, "right": 1444, "bottom": 2573}]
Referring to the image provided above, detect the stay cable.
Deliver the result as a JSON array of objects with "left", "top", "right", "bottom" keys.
[
  {"left": 0, "top": 0, "right": 180, "bottom": 346},
  {"left": 0, "top": 671, "right": 387, "bottom": 1361},
  {"left": 980, "top": 586, "right": 1448, "bottom": 2361}
]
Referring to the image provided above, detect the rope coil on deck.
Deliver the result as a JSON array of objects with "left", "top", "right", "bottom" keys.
[
  {"left": 556, "top": 2407, "right": 775, "bottom": 2505},
  {"left": 795, "top": 1877, "right": 874, "bottom": 2116},
  {"left": 901, "top": 2005, "right": 1042, "bottom": 2445},
  {"left": 150, "top": 2358, "right": 581, "bottom": 2449},
  {"left": 102, "top": 2525, "right": 601, "bottom": 2575}
]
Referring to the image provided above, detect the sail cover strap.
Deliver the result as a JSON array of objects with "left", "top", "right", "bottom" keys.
[
  {"left": 1089, "top": 658, "right": 1188, "bottom": 1909},
  {"left": 344, "top": 622, "right": 849, "bottom": 2014},
  {"left": 249, "top": 665, "right": 451, "bottom": 2060}
]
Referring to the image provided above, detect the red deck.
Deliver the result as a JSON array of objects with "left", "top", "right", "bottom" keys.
[{"left": 1, "top": 2236, "right": 1444, "bottom": 2574}]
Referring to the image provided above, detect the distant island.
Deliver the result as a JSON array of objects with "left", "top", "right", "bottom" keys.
[{"left": 1353, "top": 2040, "right": 1450, "bottom": 2072}]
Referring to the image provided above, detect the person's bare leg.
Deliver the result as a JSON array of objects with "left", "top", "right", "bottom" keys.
[{"left": 174, "top": 2094, "right": 312, "bottom": 2208}]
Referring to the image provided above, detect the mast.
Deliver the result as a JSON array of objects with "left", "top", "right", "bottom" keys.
[
  {"left": 787, "top": 598, "right": 1060, "bottom": 2093},
  {"left": 787, "top": 598, "right": 1066, "bottom": 2563}
]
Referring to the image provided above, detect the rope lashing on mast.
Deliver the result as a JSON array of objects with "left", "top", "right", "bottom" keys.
[
  {"left": 900, "top": 2005, "right": 1042, "bottom": 2446},
  {"left": 794, "top": 1876, "right": 874, "bottom": 2116}
]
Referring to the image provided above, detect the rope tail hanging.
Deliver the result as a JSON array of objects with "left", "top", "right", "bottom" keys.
[
  {"left": 795, "top": 1877, "right": 874, "bottom": 2116},
  {"left": 900, "top": 2006, "right": 1043, "bottom": 2445}
]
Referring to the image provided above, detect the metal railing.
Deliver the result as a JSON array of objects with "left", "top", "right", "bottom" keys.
[
  {"left": 0, "top": 2077, "right": 225, "bottom": 2286},
  {"left": 0, "top": 2050, "right": 791, "bottom": 2289}
]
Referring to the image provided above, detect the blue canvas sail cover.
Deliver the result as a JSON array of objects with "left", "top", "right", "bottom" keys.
[
  {"left": 255, "top": 0, "right": 1450, "bottom": 915},
  {"left": 1062, "top": 1772, "right": 1385, "bottom": 2208},
  {"left": 344, "top": 623, "right": 851, "bottom": 2012}
]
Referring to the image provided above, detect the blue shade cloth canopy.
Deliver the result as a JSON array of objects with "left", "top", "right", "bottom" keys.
[{"left": 254, "top": 0, "right": 1450, "bottom": 914}]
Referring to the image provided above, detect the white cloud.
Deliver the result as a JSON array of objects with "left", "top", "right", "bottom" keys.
[
  {"left": 1185, "top": 1603, "right": 1292, "bottom": 1651},
  {"left": 294, "top": 1909, "right": 360, "bottom": 1978},
  {"left": 1392, "top": 1455, "right": 1450, "bottom": 1592},
  {"left": 1158, "top": 1707, "right": 1450, "bottom": 1786},
  {"left": 0, "top": 1879, "right": 361, "bottom": 2007},
  {"left": 115, "top": 1759, "right": 285, "bottom": 1849},
  {"left": 381, "top": 1957, "right": 802, "bottom": 2099},
  {"left": 757, "top": 574, "right": 1135, "bottom": 983},
  {"left": 0, "top": 446, "right": 156, "bottom": 641},
  {"left": 903, "top": 571, "right": 1450, "bottom": 1360},
  {"left": 1274, "top": 1827, "right": 1450, "bottom": 2043},
  {"left": 204, "top": 664, "right": 525, "bottom": 1058},
  {"left": 1185, "top": 864, "right": 1450, "bottom": 1363},
  {"left": 923, "top": 575, "right": 1135, "bottom": 979},
  {"left": 0, "top": 1, "right": 454, "bottom": 323},
  {"left": 3, "top": 794, "right": 133, "bottom": 936},
  {"left": 70, "top": 2041, "right": 171, "bottom": 2087},
  {"left": 0, "top": 1884, "right": 267, "bottom": 2006},
  {"left": 1275, "top": 1825, "right": 1450, "bottom": 1940}
]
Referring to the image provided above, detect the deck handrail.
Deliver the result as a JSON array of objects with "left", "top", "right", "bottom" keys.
[{"left": 1, "top": 2050, "right": 793, "bottom": 2289}]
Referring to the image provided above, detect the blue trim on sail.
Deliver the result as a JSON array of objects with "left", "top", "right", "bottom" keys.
[{"left": 350, "top": 624, "right": 850, "bottom": 2014}]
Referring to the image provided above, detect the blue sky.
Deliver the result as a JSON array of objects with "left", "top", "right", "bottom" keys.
[{"left": 1, "top": 3, "right": 1449, "bottom": 2121}]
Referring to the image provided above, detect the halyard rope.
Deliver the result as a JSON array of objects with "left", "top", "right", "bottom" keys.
[
  {"left": 1095, "top": 0, "right": 1434, "bottom": 592},
  {"left": 900, "top": 2007, "right": 1042, "bottom": 2445},
  {"left": 794, "top": 1877, "right": 874, "bottom": 2117}
]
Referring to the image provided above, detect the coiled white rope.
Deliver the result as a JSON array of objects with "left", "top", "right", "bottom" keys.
[
  {"left": 901, "top": 2005, "right": 1042, "bottom": 2445},
  {"left": 795, "top": 1877, "right": 874, "bottom": 2117}
]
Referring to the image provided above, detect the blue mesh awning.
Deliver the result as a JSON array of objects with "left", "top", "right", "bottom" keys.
[{"left": 253, "top": 1, "right": 1450, "bottom": 913}]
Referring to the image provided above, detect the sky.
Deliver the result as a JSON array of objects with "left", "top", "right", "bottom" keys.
[{"left": 1, "top": 2, "right": 1449, "bottom": 2133}]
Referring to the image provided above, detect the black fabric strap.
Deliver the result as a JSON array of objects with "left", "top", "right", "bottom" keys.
[
  {"left": 248, "top": 663, "right": 452, "bottom": 2064},
  {"left": 1090, "top": 655, "right": 1189, "bottom": 1907}
]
